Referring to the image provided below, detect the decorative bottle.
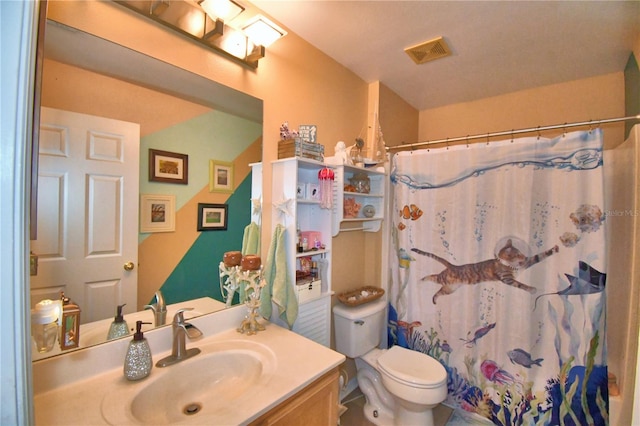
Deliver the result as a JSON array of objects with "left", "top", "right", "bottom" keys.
[
  {"left": 297, "top": 225, "right": 303, "bottom": 253},
  {"left": 123, "top": 321, "right": 153, "bottom": 381}
]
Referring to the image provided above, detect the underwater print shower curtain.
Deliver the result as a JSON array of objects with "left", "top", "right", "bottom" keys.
[{"left": 388, "top": 129, "right": 608, "bottom": 425}]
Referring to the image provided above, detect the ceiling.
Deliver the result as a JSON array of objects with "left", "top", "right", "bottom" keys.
[{"left": 253, "top": 1, "right": 639, "bottom": 111}]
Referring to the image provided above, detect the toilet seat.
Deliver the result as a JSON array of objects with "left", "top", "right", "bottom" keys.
[{"left": 377, "top": 345, "right": 447, "bottom": 389}]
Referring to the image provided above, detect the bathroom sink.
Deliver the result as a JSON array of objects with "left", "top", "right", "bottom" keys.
[{"left": 101, "top": 340, "right": 276, "bottom": 425}]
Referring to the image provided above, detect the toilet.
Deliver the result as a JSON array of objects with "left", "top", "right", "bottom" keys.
[{"left": 333, "top": 299, "right": 448, "bottom": 426}]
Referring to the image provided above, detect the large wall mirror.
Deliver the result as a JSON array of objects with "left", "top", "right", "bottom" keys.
[{"left": 30, "top": 19, "right": 263, "bottom": 360}]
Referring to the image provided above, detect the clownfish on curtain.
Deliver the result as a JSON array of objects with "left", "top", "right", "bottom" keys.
[{"left": 388, "top": 129, "right": 608, "bottom": 425}]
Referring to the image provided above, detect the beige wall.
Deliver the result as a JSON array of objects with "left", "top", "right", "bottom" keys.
[
  {"left": 41, "top": 59, "right": 211, "bottom": 137},
  {"left": 418, "top": 72, "right": 626, "bottom": 150},
  {"left": 379, "top": 82, "right": 419, "bottom": 148}
]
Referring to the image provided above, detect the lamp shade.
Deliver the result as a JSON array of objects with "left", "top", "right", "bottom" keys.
[
  {"left": 199, "top": 0, "right": 244, "bottom": 21},
  {"left": 242, "top": 15, "right": 286, "bottom": 47}
]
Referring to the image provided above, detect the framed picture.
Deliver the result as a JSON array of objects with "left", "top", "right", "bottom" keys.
[
  {"left": 149, "top": 149, "right": 188, "bottom": 184},
  {"left": 296, "top": 183, "right": 306, "bottom": 199},
  {"left": 140, "top": 194, "right": 175, "bottom": 233},
  {"left": 298, "top": 124, "right": 317, "bottom": 143},
  {"left": 209, "top": 160, "right": 234, "bottom": 193},
  {"left": 197, "top": 203, "right": 228, "bottom": 231},
  {"left": 307, "top": 183, "right": 320, "bottom": 200}
]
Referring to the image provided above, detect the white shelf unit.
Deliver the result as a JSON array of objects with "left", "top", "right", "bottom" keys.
[
  {"left": 250, "top": 162, "right": 262, "bottom": 225},
  {"left": 270, "top": 157, "right": 333, "bottom": 347},
  {"left": 325, "top": 160, "right": 386, "bottom": 236}
]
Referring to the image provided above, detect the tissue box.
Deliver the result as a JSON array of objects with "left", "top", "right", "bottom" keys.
[{"left": 296, "top": 278, "right": 322, "bottom": 303}]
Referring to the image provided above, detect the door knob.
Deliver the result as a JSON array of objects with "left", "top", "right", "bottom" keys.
[{"left": 124, "top": 261, "right": 135, "bottom": 271}]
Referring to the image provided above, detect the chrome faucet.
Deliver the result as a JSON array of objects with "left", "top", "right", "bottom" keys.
[
  {"left": 144, "top": 291, "right": 167, "bottom": 326},
  {"left": 155, "top": 308, "right": 202, "bottom": 368}
]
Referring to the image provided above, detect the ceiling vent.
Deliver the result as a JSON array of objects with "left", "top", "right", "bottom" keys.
[{"left": 404, "top": 36, "right": 451, "bottom": 65}]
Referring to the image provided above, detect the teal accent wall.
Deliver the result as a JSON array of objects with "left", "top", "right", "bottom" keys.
[
  {"left": 624, "top": 52, "right": 639, "bottom": 139},
  {"left": 159, "top": 174, "right": 252, "bottom": 304}
]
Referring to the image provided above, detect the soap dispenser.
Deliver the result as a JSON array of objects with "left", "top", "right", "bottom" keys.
[
  {"left": 106, "top": 304, "right": 130, "bottom": 340},
  {"left": 124, "top": 321, "right": 153, "bottom": 381}
]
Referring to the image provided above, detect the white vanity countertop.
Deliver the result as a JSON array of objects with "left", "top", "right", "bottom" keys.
[{"left": 33, "top": 306, "right": 345, "bottom": 425}]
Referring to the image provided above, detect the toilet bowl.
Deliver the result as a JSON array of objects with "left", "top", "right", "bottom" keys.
[
  {"left": 333, "top": 300, "right": 448, "bottom": 426},
  {"left": 377, "top": 345, "right": 448, "bottom": 425}
]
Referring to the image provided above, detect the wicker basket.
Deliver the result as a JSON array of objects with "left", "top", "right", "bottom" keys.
[
  {"left": 278, "top": 139, "right": 324, "bottom": 162},
  {"left": 337, "top": 286, "right": 385, "bottom": 307}
]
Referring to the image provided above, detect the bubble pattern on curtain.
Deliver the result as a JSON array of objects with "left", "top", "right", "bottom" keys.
[{"left": 388, "top": 129, "right": 608, "bottom": 425}]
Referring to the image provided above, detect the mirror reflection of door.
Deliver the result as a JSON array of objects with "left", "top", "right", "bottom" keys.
[{"left": 30, "top": 107, "right": 139, "bottom": 323}]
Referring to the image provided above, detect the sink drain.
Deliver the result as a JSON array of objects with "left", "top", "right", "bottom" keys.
[{"left": 183, "top": 403, "right": 202, "bottom": 416}]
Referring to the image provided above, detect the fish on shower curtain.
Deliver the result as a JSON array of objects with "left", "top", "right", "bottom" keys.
[{"left": 388, "top": 130, "right": 608, "bottom": 425}]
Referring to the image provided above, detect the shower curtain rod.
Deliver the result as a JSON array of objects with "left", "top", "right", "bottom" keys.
[{"left": 386, "top": 114, "right": 640, "bottom": 151}]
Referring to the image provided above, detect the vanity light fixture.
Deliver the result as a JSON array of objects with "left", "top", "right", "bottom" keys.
[
  {"left": 242, "top": 15, "right": 287, "bottom": 47},
  {"left": 150, "top": 0, "right": 169, "bottom": 16},
  {"left": 115, "top": 0, "right": 282, "bottom": 68},
  {"left": 198, "top": 0, "right": 245, "bottom": 22}
]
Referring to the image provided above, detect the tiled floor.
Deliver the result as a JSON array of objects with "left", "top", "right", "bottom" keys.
[{"left": 339, "top": 387, "right": 454, "bottom": 426}]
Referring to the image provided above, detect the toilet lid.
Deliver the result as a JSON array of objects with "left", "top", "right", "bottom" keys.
[{"left": 377, "top": 345, "right": 447, "bottom": 389}]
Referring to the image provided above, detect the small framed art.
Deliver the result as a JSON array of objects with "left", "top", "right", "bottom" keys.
[
  {"left": 209, "top": 160, "right": 234, "bottom": 193},
  {"left": 197, "top": 203, "right": 228, "bottom": 231},
  {"left": 140, "top": 194, "right": 175, "bottom": 233},
  {"left": 149, "top": 149, "right": 188, "bottom": 184}
]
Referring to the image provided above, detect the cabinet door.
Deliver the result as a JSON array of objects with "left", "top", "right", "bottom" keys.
[{"left": 249, "top": 368, "right": 340, "bottom": 426}]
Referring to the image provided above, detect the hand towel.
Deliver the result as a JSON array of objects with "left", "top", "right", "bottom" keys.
[
  {"left": 241, "top": 221, "right": 261, "bottom": 256},
  {"left": 260, "top": 224, "right": 298, "bottom": 328}
]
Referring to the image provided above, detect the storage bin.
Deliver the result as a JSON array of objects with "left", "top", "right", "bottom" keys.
[{"left": 296, "top": 278, "right": 322, "bottom": 303}]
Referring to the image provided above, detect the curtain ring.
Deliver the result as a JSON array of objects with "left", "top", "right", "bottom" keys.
[
  {"left": 446, "top": 138, "right": 449, "bottom": 150},
  {"left": 426, "top": 140, "right": 430, "bottom": 152},
  {"left": 536, "top": 126, "right": 541, "bottom": 140},
  {"left": 466, "top": 135, "right": 470, "bottom": 148},
  {"left": 588, "top": 119, "right": 593, "bottom": 133},
  {"left": 486, "top": 133, "right": 490, "bottom": 145},
  {"left": 510, "top": 129, "right": 514, "bottom": 143},
  {"left": 563, "top": 123, "right": 567, "bottom": 138}
]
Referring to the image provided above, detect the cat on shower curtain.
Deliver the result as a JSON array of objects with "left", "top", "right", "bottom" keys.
[{"left": 412, "top": 239, "right": 558, "bottom": 304}]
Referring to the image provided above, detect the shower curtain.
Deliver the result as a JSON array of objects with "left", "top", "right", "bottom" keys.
[{"left": 388, "top": 130, "right": 608, "bottom": 425}]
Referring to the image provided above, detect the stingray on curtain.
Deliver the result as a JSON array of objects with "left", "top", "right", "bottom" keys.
[{"left": 388, "top": 129, "right": 608, "bottom": 425}]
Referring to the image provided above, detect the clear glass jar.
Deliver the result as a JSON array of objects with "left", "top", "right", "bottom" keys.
[
  {"left": 31, "top": 299, "right": 59, "bottom": 353},
  {"left": 349, "top": 172, "right": 370, "bottom": 194}
]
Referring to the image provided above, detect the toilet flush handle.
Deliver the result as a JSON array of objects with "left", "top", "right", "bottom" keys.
[{"left": 354, "top": 320, "right": 364, "bottom": 326}]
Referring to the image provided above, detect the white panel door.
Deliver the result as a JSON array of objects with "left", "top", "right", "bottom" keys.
[{"left": 30, "top": 107, "right": 140, "bottom": 324}]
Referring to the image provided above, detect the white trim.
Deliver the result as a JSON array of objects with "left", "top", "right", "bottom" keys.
[
  {"left": 0, "top": 1, "right": 38, "bottom": 423},
  {"left": 634, "top": 322, "right": 640, "bottom": 426}
]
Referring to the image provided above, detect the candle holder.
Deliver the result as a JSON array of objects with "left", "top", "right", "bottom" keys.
[
  {"left": 236, "top": 265, "right": 266, "bottom": 335},
  {"left": 59, "top": 292, "right": 81, "bottom": 350},
  {"left": 219, "top": 262, "right": 241, "bottom": 307}
]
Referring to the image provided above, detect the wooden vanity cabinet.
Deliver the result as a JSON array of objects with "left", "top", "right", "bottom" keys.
[{"left": 249, "top": 367, "right": 340, "bottom": 426}]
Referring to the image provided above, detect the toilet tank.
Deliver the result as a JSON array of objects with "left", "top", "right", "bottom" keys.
[{"left": 332, "top": 299, "right": 386, "bottom": 358}]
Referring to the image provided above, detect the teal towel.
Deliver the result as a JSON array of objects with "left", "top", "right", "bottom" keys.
[
  {"left": 242, "top": 221, "right": 261, "bottom": 256},
  {"left": 260, "top": 224, "right": 298, "bottom": 328}
]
